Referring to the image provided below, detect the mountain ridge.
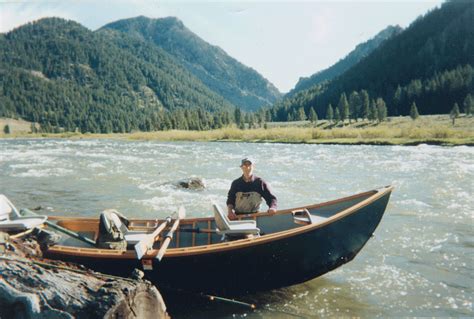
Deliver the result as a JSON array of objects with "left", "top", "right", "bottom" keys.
[
  {"left": 270, "top": 0, "right": 473, "bottom": 121},
  {"left": 100, "top": 16, "right": 282, "bottom": 112},
  {"left": 0, "top": 17, "right": 235, "bottom": 132},
  {"left": 287, "top": 25, "right": 403, "bottom": 97}
]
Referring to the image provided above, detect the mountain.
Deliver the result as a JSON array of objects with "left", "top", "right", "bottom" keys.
[
  {"left": 287, "top": 25, "right": 402, "bottom": 97},
  {"left": 0, "top": 18, "right": 235, "bottom": 133},
  {"left": 100, "top": 16, "right": 282, "bottom": 112},
  {"left": 270, "top": 0, "right": 474, "bottom": 121}
]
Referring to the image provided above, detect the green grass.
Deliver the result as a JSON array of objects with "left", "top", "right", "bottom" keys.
[{"left": 1, "top": 114, "right": 473, "bottom": 146}]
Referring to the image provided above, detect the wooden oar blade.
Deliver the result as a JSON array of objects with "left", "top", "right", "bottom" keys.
[{"left": 134, "top": 242, "right": 147, "bottom": 260}]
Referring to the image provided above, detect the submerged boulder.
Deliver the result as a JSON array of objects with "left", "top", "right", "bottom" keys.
[
  {"left": 176, "top": 177, "right": 206, "bottom": 190},
  {"left": 0, "top": 231, "right": 169, "bottom": 319}
]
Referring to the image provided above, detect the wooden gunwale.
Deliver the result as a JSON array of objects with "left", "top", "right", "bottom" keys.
[{"left": 45, "top": 186, "right": 392, "bottom": 259}]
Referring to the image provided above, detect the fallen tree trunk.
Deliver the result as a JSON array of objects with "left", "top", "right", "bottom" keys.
[{"left": 0, "top": 231, "right": 168, "bottom": 319}]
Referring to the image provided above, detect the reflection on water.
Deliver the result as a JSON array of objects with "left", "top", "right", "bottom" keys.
[{"left": 0, "top": 139, "right": 472, "bottom": 317}]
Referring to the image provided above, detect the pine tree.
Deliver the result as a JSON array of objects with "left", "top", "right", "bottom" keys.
[
  {"left": 450, "top": 102, "right": 460, "bottom": 126},
  {"left": 297, "top": 107, "right": 306, "bottom": 121},
  {"left": 376, "top": 98, "right": 387, "bottom": 122},
  {"left": 234, "top": 107, "right": 242, "bottom": 126},
  {"left": 338, "top": 93, "right": 349, "bottom": 125},
  {"left": 410, "top": 102, "right": 420, "bottom": 120},
  {"left": 393, "top": 85, "right": 403, "bottom": 115},
  {"left": 360, "top": 90, "right": 370, "bottom": 120},
  {"left": 258, "top": 111, "right": 265, "bottom": 128},
  {"left": 309, "top": 108, "right": 318, "bottom": 126},
  {"left": 369, "top": 99, "right": 377, "bottom": 122},
  {"left": 265, "top": 109, "right": 272, "bottom": 122},
  {"left": 326, "top": 104, "right": 334, "bottom": 123},
  {"left": 463, "top": 94, "right": 473, "bottom": 116},
  {"left": 334, "top": 108, "right": 341, "bottom": 123},
  {"left": 349, "top": 91, "right": 361, "bottom": 122},
  {"left": 248, "top": 113, "right": 255, "bottom": 129}
]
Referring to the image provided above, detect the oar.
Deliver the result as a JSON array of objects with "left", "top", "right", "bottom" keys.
[
  {"left": 155, "top": 206, "right": 185, "bottom": 262},
  {"left": 134, "top": 215, "right": 173, "bottom": 260},
  {"left": 20, "top": 208, "right": 96, "bottom": 246}
]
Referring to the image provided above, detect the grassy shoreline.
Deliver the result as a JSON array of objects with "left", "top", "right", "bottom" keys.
[{"left": 1, "top": 115, "right": 473, "bottom": 146}]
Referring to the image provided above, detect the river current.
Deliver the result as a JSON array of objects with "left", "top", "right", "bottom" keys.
[{"left": 0, "top": 139, "right": 472, "bottom": 317}]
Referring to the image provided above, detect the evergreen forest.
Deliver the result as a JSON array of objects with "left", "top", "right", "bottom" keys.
[
  {"left": 0, "top": 0, "right": 472, "bottom": 133},
  {"left": 270, "top": 0, "right": 474, "bottom": 122}
]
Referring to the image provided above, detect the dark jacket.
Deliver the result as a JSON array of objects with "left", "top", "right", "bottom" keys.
[{"left": 226, "top": 175, "right": 277, "bottom": 214}]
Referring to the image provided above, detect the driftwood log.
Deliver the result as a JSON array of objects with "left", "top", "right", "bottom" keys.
[{"left": 0, "top": 231, "right": 169, "bottom": 319}]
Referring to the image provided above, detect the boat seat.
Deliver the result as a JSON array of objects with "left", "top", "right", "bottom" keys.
[
  {"left": 212, "top": 202, "right": 260, "bottom": 237},
  {"left": 105, "top": 209, "right": 150, "bottom": 245},
  {"left": 0, "top": 194, "right": 47, "bottom": 232}
]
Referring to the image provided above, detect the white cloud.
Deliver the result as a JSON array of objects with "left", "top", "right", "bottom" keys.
[{"left": 0, "top": 3, "right": 77, "bottom": 33}]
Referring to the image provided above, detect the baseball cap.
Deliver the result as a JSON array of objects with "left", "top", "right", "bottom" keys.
[{"left": 240, "top": 157, "right": 255, "bottom": 166}]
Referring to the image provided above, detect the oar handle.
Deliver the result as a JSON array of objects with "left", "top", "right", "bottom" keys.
[
  {"left": 155, "top": 212, "right": 183, "bottom": 261},
  {"left": 146, "top": 217, "right": 171, "bottom": 242},
  {"left": 134, "top": 216, "right": 172, "bottom": 260},
  {"left": 20, "top": 208, "right": 96, "bottom": 246}
]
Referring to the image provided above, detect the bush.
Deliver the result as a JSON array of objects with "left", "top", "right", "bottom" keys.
[{"left": 311, "top": 129, "right": 325, "bottom": 139}]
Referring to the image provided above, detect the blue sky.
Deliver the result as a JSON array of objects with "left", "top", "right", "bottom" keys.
[{"left": 1, "top": 0, "right": 443, "bottom": 93}]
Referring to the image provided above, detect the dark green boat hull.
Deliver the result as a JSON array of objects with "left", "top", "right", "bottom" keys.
[{"left": 45, "top": 188, "right": 392, "bottom": 295}]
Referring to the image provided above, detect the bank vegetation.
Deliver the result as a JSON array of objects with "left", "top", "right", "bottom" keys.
[{"left": 1, "top": 115, "right": 473, "bottom": 146}]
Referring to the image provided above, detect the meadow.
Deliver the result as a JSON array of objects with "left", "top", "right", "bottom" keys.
[{"left": 1, "top": 114, "right": 473, "bottom": 146}]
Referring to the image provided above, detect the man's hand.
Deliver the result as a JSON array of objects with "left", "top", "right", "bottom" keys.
[
  {"left": 267, "top": 208, "right": 277, "bottom": 215},
  {"left": 228, "top": 211, "right": 237, "bottom": 220},
  {"left": 227, "top": 207, "right": 237, "bottom": 220}
]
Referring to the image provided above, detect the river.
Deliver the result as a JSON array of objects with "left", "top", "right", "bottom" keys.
[{"left": 0, "top": 139, "right": 472, "bottom": 318}]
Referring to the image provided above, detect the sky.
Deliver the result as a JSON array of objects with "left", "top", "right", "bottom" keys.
[{"left": 1, "top": 0, "right": 444, "bottom": 93}]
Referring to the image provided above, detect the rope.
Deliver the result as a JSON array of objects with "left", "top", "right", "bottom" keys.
[
  {"left": 161, "top": 286, "right": 308, "bottom": 317},
  {"left": 10, "top": 228, "right": 36, "bottom": 239}
]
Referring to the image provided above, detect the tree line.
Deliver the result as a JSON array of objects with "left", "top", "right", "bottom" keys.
[
  {"left": 270, "top": 64, "right": 473, "bottom": 125},
  {"left": 271, "top": 0, "right": 473, "bottom": 122}
]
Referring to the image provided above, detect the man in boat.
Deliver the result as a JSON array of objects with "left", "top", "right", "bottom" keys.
[{"left": 226, "top": 157, "right": 277, "bottom": 220}]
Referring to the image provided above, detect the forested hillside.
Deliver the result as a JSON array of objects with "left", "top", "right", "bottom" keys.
[
  {"left": 0, "top": 18, "right": 235, "bottom": 132},
  {"left": 270, "top": 0, "right": 474, "bottom": 122},
  {"left": 1, "top": 1, "right": 471, "bottom": 134},
  {"left": 288, "top": 25, "right": 402, "bottom": 97},
  {"left": 101, "top": 16, "right": 282, "bottom": 112}
]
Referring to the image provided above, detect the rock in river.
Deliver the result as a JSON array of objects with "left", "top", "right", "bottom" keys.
[{"left": 175, "top": 177, "right": 206, "bottom": 190}]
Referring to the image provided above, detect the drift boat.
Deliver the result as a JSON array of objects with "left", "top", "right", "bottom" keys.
[{"left": 26, "top": 186, "right": 392, "bottom": 295}]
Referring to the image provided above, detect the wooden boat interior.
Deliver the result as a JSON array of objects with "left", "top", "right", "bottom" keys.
[{"left": 48, "top": 190, "right": 377, "bottom": 250}]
